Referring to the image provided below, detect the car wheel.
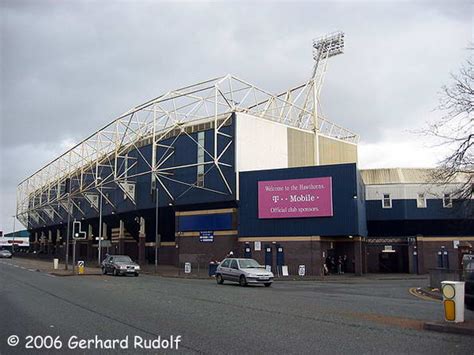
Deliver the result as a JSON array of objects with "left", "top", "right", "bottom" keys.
[
  {"left": 239, "top": 275, "right": 247, "bottom": 287},
  {"left": 134, "top": 273, "right": 139, "bottom": 277},
  {"left": 264, "top": 283, "right": 272, "bottom": 287},
  {"left": 216, "top": 274, "right": 224, "bottom": 284},
  {"left": 102, "top": 267, "right": 107, "bottom": 275},
  {"left": 113, "top": 268, "right": 118, "bottom": 276}
]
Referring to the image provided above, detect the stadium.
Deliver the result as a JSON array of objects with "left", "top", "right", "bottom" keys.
[{"left": 16, "top": 33, "right": 473, "bottom": 276}]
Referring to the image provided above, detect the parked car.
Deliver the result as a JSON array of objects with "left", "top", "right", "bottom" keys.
[
  {"left": 215, "top": 258, "right": 274, "bottom": 287},
  {"left": 101, "top": 255, "right": 140, "bottom": 276},
  {"left": 0, "top": 250, "right": 12, "bottom": 258},
  {"left": 463, "top": 254, "right": 474, "bottom": 310}
]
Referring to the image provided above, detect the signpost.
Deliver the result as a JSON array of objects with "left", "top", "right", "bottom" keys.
[
  {"left": 254, "top": 241, "right": 261, "bottom": 251},
  {"left": 184, "top": 262, "right": 191, "bottom": 274},
  {"left": 298, "top": 265, "right": 306, "bottom": 276},
  {"left": 199, "top": 231, "right": 214, "bottom": 242},
  {"left": 72, "top": 220, "right": 86, "bottom": 274}
]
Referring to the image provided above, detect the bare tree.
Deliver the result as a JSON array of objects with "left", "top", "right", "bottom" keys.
[{"left": 427, "top": 52, "right": 473, "bottom": 202}]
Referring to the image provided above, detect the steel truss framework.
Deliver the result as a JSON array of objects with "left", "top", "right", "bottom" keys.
[{"left": 17, "top": 74, "right": 359, "bottom": 229}]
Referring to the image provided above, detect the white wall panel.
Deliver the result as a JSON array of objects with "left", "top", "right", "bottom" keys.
[{"left": 236, "top": 112, "right": 288, "bottom": 172}]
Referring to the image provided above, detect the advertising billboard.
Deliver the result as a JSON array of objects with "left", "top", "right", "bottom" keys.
[{"left": 258, "top": 177, "right": 333, "bottom": 219}]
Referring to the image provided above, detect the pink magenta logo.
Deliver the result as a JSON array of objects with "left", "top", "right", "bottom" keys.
[{"left": 258, "top": 177, "right": 333, "bottom": 219}]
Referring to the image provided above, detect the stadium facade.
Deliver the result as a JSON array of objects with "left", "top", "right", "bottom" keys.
[{"left": 16, "top": 35, "right": 473, "bottom": 275}]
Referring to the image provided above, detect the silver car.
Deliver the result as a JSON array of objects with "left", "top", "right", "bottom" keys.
[
  {"left": 0, "top": 250, "right": 12, "bottom": 258},
  {"left": 101, "top": 255, "right": 140, "bottom": 276},
  {"left": 216, "top": 258, "right": 274, "bottom": 287}
]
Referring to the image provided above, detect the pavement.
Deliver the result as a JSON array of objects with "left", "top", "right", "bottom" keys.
[
  {"left": 1, "top": 257, "right": 473, "bottom": 354},
  {"left": 9, "top": 255, "right": 431, "bottom": 281}
]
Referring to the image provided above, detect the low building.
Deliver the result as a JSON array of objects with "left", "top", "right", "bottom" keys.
[{"left": 361, "top": 168, "right": 473, "bottom": 274}]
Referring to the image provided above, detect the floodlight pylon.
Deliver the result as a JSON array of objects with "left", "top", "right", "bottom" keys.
[{"left": 309, "top": 31, "right": 345, "bottom": 164}]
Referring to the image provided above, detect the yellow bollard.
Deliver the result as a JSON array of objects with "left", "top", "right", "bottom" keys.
[{"left": 77, "top": 260, "right": 85, "bottom": 275}]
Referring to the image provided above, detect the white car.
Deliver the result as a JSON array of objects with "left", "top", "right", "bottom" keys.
[{"left": 215, "top": 258, "right": 274, "bottom": 287}]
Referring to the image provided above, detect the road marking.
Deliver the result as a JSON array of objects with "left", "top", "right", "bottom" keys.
[{"left": 409, "top": 287, "right": 440, "bottom": 302}]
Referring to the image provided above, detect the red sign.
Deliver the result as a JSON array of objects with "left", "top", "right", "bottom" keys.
[{"left": 258, "top": 177, "right": 333, "bottom": 219}]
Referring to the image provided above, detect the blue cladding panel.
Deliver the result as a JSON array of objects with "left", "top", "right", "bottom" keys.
[
  {"left": 356, "top": 170, "right": 368, "bottom": 236},
  {"left": 239, "top": 163, "right": 367, "bottom": 237},
  {"left": 32, "top": 117, "right": 237, "bottom": 229},
  {"left": 366, "top": 199, "right": 474, "bottom": 221},
  {"left": 178, "top": 214, "right": 233, "bottom": 231}
]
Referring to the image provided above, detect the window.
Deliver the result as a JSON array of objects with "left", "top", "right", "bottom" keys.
[
  {"left": 221, "top": 259, "right": 230, "bottom": 268},
  {"left": 230, "top": 259, "right": 238, "bottom": 269},
  {"left": 382, "top": 194, "right": 392, "bottom": 208},
  {"left": 417, "top": 193, "right": 427, "bottom": 208},
  {"left": 443, "top": 193, "right": 452, "bottom": 208},
  {"left": 196, "top": 131, "right": 205, "bottom": 187}
]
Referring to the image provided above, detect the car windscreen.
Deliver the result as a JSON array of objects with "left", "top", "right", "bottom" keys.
[
  {"left": 114, "top": 256, "right": 132, "bottom": 263},
  {"left": 238, "top": 259, "right": 262, "bottom": 268}
]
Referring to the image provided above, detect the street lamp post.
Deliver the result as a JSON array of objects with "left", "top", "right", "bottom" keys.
[
  {"left": 12, "top": 215, "right": 16, "bottom": 255},
  {"left": 98, "top": 178, "right": 103, "bottom": 267},
  {"left": 155, "top": 185, "right": 159, "bottom": 273},
  {"left": 65, "top": 190, "right": 71, "bottom": 271}
]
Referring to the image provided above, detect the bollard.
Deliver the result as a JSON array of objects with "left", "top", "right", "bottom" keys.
[
  {"left": 77, "top": 260, "right": 85, "bottom": 275},
  {"left": 441, "top": 281, "right": 465, "bottom": 323},
  {"left": 53, "top": 258, "right": 59, "bottom": 270}
]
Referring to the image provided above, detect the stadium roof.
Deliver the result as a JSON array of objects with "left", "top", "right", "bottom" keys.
[
  {"left": 16, "top": 74, "right": 359, "bottom": 226},
  {"left": 360, "top": 168, "right": 471, "bottom": 185}
]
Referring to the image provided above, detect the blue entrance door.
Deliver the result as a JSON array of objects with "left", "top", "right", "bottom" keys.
[
  {"left": 276, "top": 245, "right": 284, "bottom": 271},
  {"left": 264, "top": 245, "right": 273, "bottom": 271}
]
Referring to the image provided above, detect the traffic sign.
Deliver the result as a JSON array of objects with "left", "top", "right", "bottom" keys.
[{"left": 73, "top": 221, "right": 87, "bottom": 240}]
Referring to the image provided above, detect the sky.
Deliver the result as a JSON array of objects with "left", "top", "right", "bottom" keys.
[{"left": 0, "top": 0, "right": 472, "bottom": 233}]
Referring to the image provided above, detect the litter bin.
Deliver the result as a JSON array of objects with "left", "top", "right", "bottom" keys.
[{"left": 208, "top": 261, "right": 218, "bottom": 277}]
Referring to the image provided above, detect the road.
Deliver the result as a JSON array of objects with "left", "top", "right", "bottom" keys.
[{"left": 1, "top": 258, "right": 473, "bottom": 354}]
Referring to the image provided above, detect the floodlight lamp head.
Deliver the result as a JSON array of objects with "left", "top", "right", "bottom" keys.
[{"left": 313, "top": 31, "right": 345, "bottom": 60}]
